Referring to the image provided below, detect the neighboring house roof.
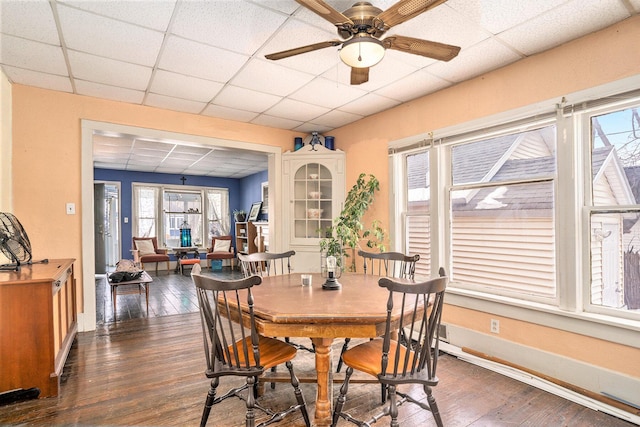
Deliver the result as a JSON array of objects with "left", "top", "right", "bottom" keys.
[
  {"left": 452, "top": 134, "right": 519, "bottom": 185},
  {"left": 408, "top": 130, "right": 637, "bottom": 215}
]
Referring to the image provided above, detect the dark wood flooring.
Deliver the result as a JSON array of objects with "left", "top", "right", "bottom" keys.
[
  {"left": 1, "top": 268, "right": 633, "bottom": 426},
  {"left": 96, "top": 265, "right": 243, "bottom": 324}
]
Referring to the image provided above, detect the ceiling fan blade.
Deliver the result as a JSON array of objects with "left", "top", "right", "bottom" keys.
[
  {"left": 295, "top": 0, "right": 354, "bottom": 27},
  {"left": 351, "top": 67, "right": 369, "bottom": 85},
  {"left": 384, "top": 35, "right": 460, "bottom": 61},
  {"left": 265, "top": 40, "right": 342, "bottom": 60},
  {"left": 376, "top": 0, "right": 448, "bottom": 29}
]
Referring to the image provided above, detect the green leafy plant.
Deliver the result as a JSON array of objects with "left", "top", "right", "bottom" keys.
[{"left": 320, "top": 173, "right": 386, "bottom": 271}]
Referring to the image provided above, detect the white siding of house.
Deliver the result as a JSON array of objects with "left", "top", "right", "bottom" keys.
[
  {"left": 407, "top": 214, "right": 430, "bottom": 279},
  {"left": 452, "top": 217, "right": 555, "bottom": 297},
  {"left": 509, "top": 133, "right": 552, "bottom": 159},
  {"left": 591, "top": 175, "right": 623, "bottom": 306}
]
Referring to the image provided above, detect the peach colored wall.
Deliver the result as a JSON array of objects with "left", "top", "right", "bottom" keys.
[
  {"left": 0, "top": 70, "right": 11, "bottom": 214},
  {"left": 10, "top": 86, "right": 299, "bottom": 310},
  {"left": 329, "top": 16, "right": 640, "bottom": 384}
]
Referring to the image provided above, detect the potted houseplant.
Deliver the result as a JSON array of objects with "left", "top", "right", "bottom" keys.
[
  {"left": 233, "top": 209, "right": 247, "bottom": 222},
  {"left": 319, "top": 173, "right": 386, "bottom": 272}
]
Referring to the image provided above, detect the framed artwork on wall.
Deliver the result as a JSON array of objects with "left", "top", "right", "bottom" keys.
[
  {"left": 248, "top": 201, "right": 262, "bottom": 222},
  {"left": 261, "top": 182, "right": 268, "bottom": 214}
]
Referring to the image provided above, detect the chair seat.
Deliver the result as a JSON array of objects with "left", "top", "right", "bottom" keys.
[
  {"left": 140, "top": 254, "right": 170, "bottom": 262},
  {"left": 228, "top": 336, "right": 298, "bottom": 371},
  {"left": 342, "top": 338, "right": 438, "bottom": 386},
  {"left": 206, "top": 252, "right": 235, "bottom": 259}
]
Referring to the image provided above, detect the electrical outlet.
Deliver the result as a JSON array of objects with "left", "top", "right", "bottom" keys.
[{"left": 490, "top": 319, "right": 500, "bottom": 334}]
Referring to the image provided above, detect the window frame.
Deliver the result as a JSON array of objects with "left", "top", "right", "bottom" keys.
[
  {"left": 132, "top": 183, "right": 229, "bottom": 249},
  {"left": 390, "top": 86, "right": 640, "bottom": 340}
]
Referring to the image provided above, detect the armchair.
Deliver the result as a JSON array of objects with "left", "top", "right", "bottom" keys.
[
  {"left": 132, "top": 237, "right": 170, "bottom": 275},
  {"left": 206, "top": 235, "right": 235, "bottom": 270}
]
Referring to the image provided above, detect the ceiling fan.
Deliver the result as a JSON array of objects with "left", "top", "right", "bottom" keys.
[{"left": 265, "top": 0, "right": 461, "bottom": 85}]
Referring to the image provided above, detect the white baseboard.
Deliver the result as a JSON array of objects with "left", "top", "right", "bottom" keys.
[{"left": 440, "top": 325, "right": 640, "bottom": 425}]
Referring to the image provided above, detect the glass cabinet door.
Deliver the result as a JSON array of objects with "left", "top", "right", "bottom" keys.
[{"left": 293, "top": 163, "right": 333, "bottom": 239}]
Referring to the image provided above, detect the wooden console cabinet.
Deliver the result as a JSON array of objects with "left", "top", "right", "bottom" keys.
[{"left": 0, "top": 259, "right": 77, "bottom": 398}]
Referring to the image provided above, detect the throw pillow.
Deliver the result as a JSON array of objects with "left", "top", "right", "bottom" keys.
[
  {"left": 135, "top": 239, "right": 156, "bottom": 256},
  {"left": 213, "top": 239, "right": 231, "bottom": 252}
]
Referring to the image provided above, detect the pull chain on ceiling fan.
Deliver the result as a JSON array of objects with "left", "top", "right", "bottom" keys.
[{"left": 265, "top": 0, "right": 460, "bottom": 85}]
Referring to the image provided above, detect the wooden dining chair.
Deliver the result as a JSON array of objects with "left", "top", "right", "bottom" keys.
[
  {"left": 238, "top": 251, "right": 315, "bottom": 356},
  {"left": 237, "top": 250, "right": 295, "bottom": 277},
  {"left": 336, "top": 250, "right": 421, "bottom": 375},
  {"left": 190, "top": 263, "right": 311, "bottom": 427},
  {"left": 331, "top": 268, "right": 448, "bottom": 427}
]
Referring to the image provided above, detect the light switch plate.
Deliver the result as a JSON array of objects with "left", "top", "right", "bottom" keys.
[{"left": 66, "top": 203, "right": 76, "bottom": 215}]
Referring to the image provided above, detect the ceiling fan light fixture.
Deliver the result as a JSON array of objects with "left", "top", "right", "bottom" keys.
[{"left": 339, "top": 34, "right": 385, "bottom": 68}]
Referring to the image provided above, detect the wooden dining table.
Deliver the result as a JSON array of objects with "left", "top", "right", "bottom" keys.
[{"left": 240, "top": 272, "right": 415, "bottom": 427}]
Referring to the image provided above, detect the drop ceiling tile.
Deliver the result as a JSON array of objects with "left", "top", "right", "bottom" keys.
[
  {"left": 0, "top": 0, "right": 60, "bottom": 44},
  {"left": 294, "top": 123, "right": 333, "bottom": 134},
  {"left": 265, "top": 99, "right": 330, "bottom": 122},
  {"left": 159, "top": 35, "right": 249, "bottom": 83},
  {"left": 289, "top": 77, "right": 367, "bottom": 109},
  {"left": 68, "top": 50, "right": 152, "bottom": 90},
  {"left": 1, "top": 65, "right": 72, "bottom": 92},
  {"left": 231, "top": 58, "right": 316, "bottom": 97},
  {"left": 173, "top": 145, "right": 212, "bottom": 156},
  {"left": 0, "top": 34, "right": 67, "bottom": 75},
  {"left": 386, "top": 3, "right": 489, "bottom": 50},
  {"left": 134, "top": 140, "right": 174, "bottom": 152},
  {"left": 373, "top": 69, "right": 450, "bottom": 102},
  {"left": 497, "top": 0, "right": 631, "bottom": 56},
  {"left": 75, "top": 79, "right": 145, "bottom": 104},
  {"left": 251, "top": 114, "right": 303, "bottom": 130},
  {"left": 338, "top": 93, "right": 401, "bottom": 116},
  {"left": 446, "top": 0, "right": 568, "bottom": 34},
  {"left": 145, "top": 93, "right": 207, "bottom": 115},
  {"left": 202, "top": 104, "right": 259, "bottom": 122},
  {"left": 56, "top": 4, "right": 164, "bottom": 66},
  {"left": 213, "top": 85, "right": 282, "bottom": 112},
  {"left": 311, "top": 109, "right": 363, "bottom": 128},
  {"left": 172, "top": 1, "right": 287, "bottom": 55},
  {"left": 320, "top": 58, "right": 418, "bottom": 91},
  {"left": 427, "top": 37, "right": 521, "bottom": 83},
  {"left": 95, "top": 161, "right": 126, "bottom": 170},
  {"left": 149, "top": 70, "right": 224, "bottom": 102},
  {"left": 58, "top": 0, "right": 176, "bottom": 31},
  {"left": 258, "top": 18, "right": 340, "bottom": 75}
]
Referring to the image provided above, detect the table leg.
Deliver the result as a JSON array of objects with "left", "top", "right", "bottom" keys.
[
  {"left": 311, "top": 337, "right": 334, "bottom": 427},
  {"left": 112, "top": 285, "right": 117, "bottom": 315}
]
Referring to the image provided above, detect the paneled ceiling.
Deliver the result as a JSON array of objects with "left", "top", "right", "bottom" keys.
[{"left": 1, "top": 0, "right": 638, "bottom": 177}]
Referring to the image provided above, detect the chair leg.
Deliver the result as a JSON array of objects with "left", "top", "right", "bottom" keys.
[
  {"left": 155, "top": 262, "right": 158, "bottom": 275},
  {"left": 336, "top": 338, "right": 351, "bottom": 372},
  {"left": 166, "top": 261, "right": 170, "bottom": 274},
  {"left": 332, "top": 366, "right": 353, "bottom": 427},
  {"left": 425, "top": 385, "right": 443, "bottom": 427},
  {"left": 388, "top": 384, "right": 399, "bottom": 427},
  {"left": 286, "top": 361, "right": 310, "bottom": 427},
  {"left": 201, "top": 378, "right": 218, "bottom": 427},
  {"left": 381, "top": 383, "right": 387, "bottom": 404},
  {"left": 246, "top": 376, "right": 257, "bottom": 427}
]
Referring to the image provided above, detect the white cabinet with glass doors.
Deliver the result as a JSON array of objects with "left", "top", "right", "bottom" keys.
[{"left": 282, "top": 143, "right": 345, "bottom": 271}]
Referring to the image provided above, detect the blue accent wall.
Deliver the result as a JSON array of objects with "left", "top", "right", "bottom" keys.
[
  {"left": 240, "top": 170, "right": 268, "bottom": 221},
  {"left": 94, "top": 168, "right": 266, "bottom": 260}
]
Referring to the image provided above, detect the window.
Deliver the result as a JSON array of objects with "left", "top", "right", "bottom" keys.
[
  {"left": 392, "top": 89, "right": 640, "bottom": 323},
  {"left": 588, "top": 104, "right": 640, "bottom": 315},
  {"left": 132, "top": 184, "right": 229, "bottom": 248},
  {"left": 405, "top": 150, "right": 431, "bottom": 277},
  {"left": 134, "top": 186, "right": 159, "bottom": 238},
  {"left": 450, "top": 125, "right": 557, "bottom": 301}
]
